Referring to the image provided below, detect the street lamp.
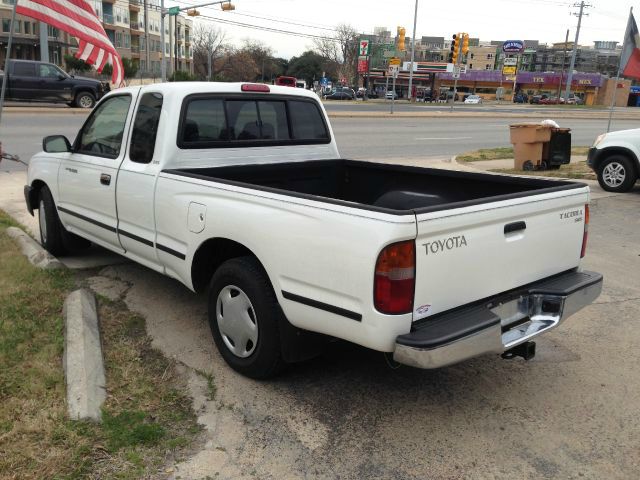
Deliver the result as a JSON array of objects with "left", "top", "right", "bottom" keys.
[
  {"left": 407, "top": 0, "right": 418, "bottom": 102},
  {"left": 161, "top": 0, "right": 236, "bottom": 82}
]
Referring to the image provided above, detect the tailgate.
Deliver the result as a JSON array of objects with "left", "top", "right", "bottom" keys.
[{"left": 412, "top": 187, "right": 590, "bottom": 320}]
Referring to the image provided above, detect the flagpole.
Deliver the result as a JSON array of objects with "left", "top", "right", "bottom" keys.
[
  {"left": 0, "top": 0, "right": 18, "bottom": 128},
  {"left": 607, "top": 6, "right": 633, "bottom": 133}
]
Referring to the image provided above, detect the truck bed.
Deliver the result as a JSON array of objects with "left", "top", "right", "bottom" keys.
[{"left": 165, "top": 159, "right": 585, "bottom": 215}]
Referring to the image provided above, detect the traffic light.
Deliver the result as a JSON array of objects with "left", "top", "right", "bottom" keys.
[
  {"left": 397, "top": 27, "right": 406, "bottom": 52},
  {"left": 462, "top": 33, "right": 470, "bottom": 56},
  {"left": 221, "top": 1, "right": 235, "bottom": 11},
  {"left": 186, "top": 8, "right": 200, "bottom": 16},
  {"left": 451, "top": 34, "right": 460, "bottom": 64}
]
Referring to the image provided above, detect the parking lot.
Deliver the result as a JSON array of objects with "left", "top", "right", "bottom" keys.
[{"left": 1, "top": 108, "right": 639, "bottom": 479}]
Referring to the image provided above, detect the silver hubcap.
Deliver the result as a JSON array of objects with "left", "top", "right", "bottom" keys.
[
  {"left": 79, "top": 95, "right": 92, "bottom": 108},
  {"left": 216, "top": 285, "right": 258, "bottom": 358},
  {"left": 602, "top": 162, "right": 626, "bottom": 187},
  {"left": 38, "top": 200, "right": 47, "bottom": 244}
]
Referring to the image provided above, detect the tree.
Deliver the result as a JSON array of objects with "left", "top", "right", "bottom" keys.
[
  {"left": 122, "top": 58, "right": 138, "bottom": 80},
  {"left": 216, "top": 47, "right": 260, "bottom": 82},
  {"left": 64, "top": 54, "right": 92, "bottom": 73},
  {"left": 192, "top": 22, "right": 227, "bottom": 80},
  {"left": 287, "top": 51, "right": 325, "bottom": 86},
  {"left": 241, "top": 39, "right": 276, "bottom": 82},
  {"left": 313, "top": 23, "right": 359, "bottom": 85}
]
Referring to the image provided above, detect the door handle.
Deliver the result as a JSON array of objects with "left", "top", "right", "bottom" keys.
[
  {"left": 504, "top": 221, "right": 526, "bottom": 234},
  {"left": 100, "top": 173, "right": 111, "bottom": 186}
]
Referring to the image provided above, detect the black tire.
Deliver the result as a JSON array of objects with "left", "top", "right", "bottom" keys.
[
  {"left": 597, "top": 155, "right": 637, "bottom": 193},
  {"left": 38, "top": 185, "right": 68, "bottom": 256},
  {"left": 74, "top": 91, "right": 95, "bottom": 109},
  {"left": 208, "top": 256, "right": 285, "bottom": 379},
  {"left": 38, "top": 186, "right": 91, "bottom": 256},
  {"left": 548, "top": 164, "right": 561, "bottom": 170}
]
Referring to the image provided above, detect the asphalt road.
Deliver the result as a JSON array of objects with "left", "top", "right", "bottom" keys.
[{"left": 1, "top": 110, "right": 638, "bottom": 172}]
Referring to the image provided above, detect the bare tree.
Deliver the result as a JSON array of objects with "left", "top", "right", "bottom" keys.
[
  {"left": 241, "top": 39, "right": 276, "bottom": 82},
  {"left": 192, "top": 22, "right": 228, "bottom": 80},
  {"left": 216, "top": 46, "right": 260, "bottom": 82},
  {"left": 313, "top": 23, "right": 359, "bottom": 85}
]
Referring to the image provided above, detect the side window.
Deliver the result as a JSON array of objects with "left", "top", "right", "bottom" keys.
[
  {"left": 182, "top": 98, "right": 228, "bottom": 144},
  {"left": 129, "top": 92, "right": 163, "bottom": 164},
  {"left": 76, "top": 95, "right": 131, "bottom": 158},
  {"left": 39, "top": 64, "right": 61, "bottom": 78},
  {"left": 13, "top": 62, "right": 36, "bottom": 76},
  {"left": 288, "top": 101, "right": 329, "bottom": 140}
]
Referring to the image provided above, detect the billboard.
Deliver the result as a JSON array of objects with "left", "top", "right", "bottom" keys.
[{"left": 502, "top": 40, "right": 524, "bottom": 53}]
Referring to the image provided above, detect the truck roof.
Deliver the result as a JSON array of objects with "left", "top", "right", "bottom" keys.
[{"left": 113, "top": 82, "right": 320, "bottom": 100}]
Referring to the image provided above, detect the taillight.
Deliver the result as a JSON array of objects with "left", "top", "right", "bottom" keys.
[
  {"left": 581, "top": 204, "right": 589, "bottom": 258},
  {"left": 241, "top": 83, "right": 270, "bottom": 92},
  {"left": 374, "top": 240, "right": 415, "bottom": 315}
]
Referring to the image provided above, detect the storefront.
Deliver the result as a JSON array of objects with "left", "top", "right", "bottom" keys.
[{"left": 434, "top": 71, "right": 612, "bottom": 105}]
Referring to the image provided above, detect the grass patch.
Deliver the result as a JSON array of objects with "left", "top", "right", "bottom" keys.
[
  {"left": 458, "top": 146, "right": 590, "bottom": 162},
  {"left": 195, "top": 369, "right": 217, "bottom": 401},
  {"left": 0, "top": 210, "right": 200, "bottom": 479},
  {"left": 491, "top": 160, "right": 596, "bottom": 180}
]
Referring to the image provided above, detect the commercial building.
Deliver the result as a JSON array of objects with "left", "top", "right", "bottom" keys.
[{"left": 0, "top": 0, "right": 193, "bottom": 79}]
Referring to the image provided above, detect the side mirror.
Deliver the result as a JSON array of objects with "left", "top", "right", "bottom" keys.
[
  {"left": 58, "top": 74, "right": 66, "bottom": 80},
  {"left": 43, "top": 135, "right": 71, "bottom": 153}
]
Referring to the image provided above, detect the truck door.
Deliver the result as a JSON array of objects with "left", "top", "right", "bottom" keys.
[
  {"left": 115, "top": 91, "right": 165, "bottom": 271},
  {"left": 37, "top": 63, "right": 73, "bottom": 102},
  {"left": 57, "top": 93, "right": 136, "bottom": 251},
  {"left": 10, "top": 61, "right": 39, "bottom": 100}
]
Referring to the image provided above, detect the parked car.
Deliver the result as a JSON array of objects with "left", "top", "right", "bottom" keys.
[
  {"left": 25, "top": 82, "right": 602, "bottom": 378},
  {"left": 0, "top": 59, "right": 109, "bottom": 108},
  {"left": 464, "top": 95, "right": 483, "bottom": 104},
  {"left": 588, "top": 128, "right": 640, "bottom": 192},
  {"left": 385, "top": 90, "right": 398, "bottom": 100},
  {"left": 513, "top": 93, "right": 528, "bottom": 103},
  {"left": 539, "top": 96, "right": 565, "bottom": 105},
  {"left": 529, "top": 94, "right": 549, "bottom": 104},
  {"left": 356, "top": 88, "right": 378, "bottom": 99},
  {"left": 566, "top": 95, "right": 584, "bottom": 105},
  {"left": 325, "top": 91, "right": 355, "bottom": 100}
]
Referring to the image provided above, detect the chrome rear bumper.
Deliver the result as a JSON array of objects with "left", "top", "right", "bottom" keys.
[{"left": 394, "top": 270, "right": 603, "bottom": 369}]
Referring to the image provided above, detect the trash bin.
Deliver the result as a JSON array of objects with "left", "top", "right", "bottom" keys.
[
  {"left": 509, "top": 123, "right": 553, "bottom": 170},
  {"left": 544, "top": 128, "right": 571, "bottom": 169}
]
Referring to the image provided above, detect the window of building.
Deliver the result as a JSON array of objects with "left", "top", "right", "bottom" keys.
[
  {"left": 115, "top": 32, "right": 123, "bottom": 48},
  {"left": 486, "top": 53, "right": 493, "bottom": 59},
  {"left": 140, "top": 38, "right": 146, "bottom": 51},
  {"left": 485, "top": 64, "right": 491, "bottom": 70},
  {"left": 24, "top": 21, "right": 30, "bottom": 34},
  {"left": 2, "top": 19, "right": 10, "bottom": 33},
  {"left": 47, "top": 25, "right": 58, "bottom": 37},
  {"left": 124, "top": 33, "right": 130, "bottom": 48}
]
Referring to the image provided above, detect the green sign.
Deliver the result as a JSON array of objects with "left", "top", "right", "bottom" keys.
[{"left": 168, "top": 6, "right": 180, "bottom": 15}]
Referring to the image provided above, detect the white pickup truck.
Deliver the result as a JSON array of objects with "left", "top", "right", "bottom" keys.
[{"left": 25, "top": 82, "right": 602, "bottom": 378}]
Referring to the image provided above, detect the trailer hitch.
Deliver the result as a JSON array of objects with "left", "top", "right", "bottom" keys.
[{"left": 501, "top": 341, "right": 536, "bottom": 361}]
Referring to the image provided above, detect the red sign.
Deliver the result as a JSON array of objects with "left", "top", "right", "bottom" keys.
[{"left": 357, "top": 57, "right": 369, "bottom": 73}]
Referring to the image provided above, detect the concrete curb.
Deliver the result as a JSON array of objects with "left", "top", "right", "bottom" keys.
[
  {"left": 63, "top": 289, "right": 106, "bottom": 422},
  {"left": 6, "top": 226, "right": 64, "bottom": 269}
]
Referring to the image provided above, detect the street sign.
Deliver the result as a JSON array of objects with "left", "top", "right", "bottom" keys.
[
  {"left": 459, "top": 65, "right": 467, "bottom": 74},
  {"left": 388, "top": 65, "right": 400, "bottom": 77},
  {"left": 319, "top": 77, "right": 328, "bottom": 87},
  {"left": 168, "top": 6, "right": 180, "bottom": 15},
  {"left": 383, "top": 50, "right": 396, "bottom": 58},
  {"left": 503, "top": 57, "right": 518, "bottom": 66},
  {"left": 359, "top": 39, "right": 370, "bottom": 56},
  {"left": 389, "top": 57, "right": 401, "bottom": 66},
  {"left": 502, "top": 66, "right": 517, "bottom": 75},
  {"left": 357, "top": 57, "right": 369, "bottom": 73}
]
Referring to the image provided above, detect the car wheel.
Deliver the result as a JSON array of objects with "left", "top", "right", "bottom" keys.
[
  {"left": 597, "top": 155, "right": 637, "bottom": 192},
  {"left": 523, "top": 161, "right": 534, "bottom": 171},
  {"left": 208, "top": 256, "right": 285, "bottom": 379},
  {"left": 74, "top": 91, "right": 95, "bottom": 109},
  {"left": 38, "top": 185, "right": 68, "bottom": 256}
]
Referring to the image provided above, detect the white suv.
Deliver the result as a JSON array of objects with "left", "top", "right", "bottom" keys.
[{"left": 588, "top": 128, "right": 640, "bottom": 192}]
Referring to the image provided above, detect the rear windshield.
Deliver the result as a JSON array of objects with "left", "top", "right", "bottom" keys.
[{"left": 178, "top": 95, "right": 330, "bottom": 149}]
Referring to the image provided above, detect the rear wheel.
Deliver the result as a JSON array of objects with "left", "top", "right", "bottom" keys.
[
  {"left": 208, "top": 256, "right": 284, "bottom": 379},
  {"left": 597, "top": 155, "right": 637, "bottom": 192}
]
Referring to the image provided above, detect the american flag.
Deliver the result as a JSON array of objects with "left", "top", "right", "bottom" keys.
[{"left": 16, "top": 0, "right": 124, "bottom": 87}]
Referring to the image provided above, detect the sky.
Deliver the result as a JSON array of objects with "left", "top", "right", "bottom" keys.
[{"left": 165, "top": 0, "right": 634, "bottom": 59}]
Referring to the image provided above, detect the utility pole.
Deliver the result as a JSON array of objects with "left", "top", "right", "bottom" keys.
[
  {"left": 407, "top": 0, "right": 418, "bottom": 102},
  {"left": 160, "top": 0, "right": 166, "bottom": 81},
  {"left": 39, "top": 22, "right": 49, "bottom": 63},
  {"left": 564, "top": 1, "right": 591, "bottom": 101},
  {"left": 143, "top": 0, "right": 150, "bottom": 77},
  {"left": 557, "top": 29, "right": 569, "bottom": 101}
]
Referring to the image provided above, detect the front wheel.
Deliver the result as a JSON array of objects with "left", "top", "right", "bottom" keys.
[
  {"left": 208, "top": 257, "right": 284, "bottom": 379},
  {"left": 597, "top": 155, "right": 637, "bottom": 192},
  {"left": 74, "top": 91, "right": 95, "bottom": 109},
  {"left": 38, "top": 185, "right": 90, "bottom": 255}
]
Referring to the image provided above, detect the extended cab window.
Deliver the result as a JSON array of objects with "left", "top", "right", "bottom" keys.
[
  {"left": 13, "top": 62, "right": 36, "bottom": 76},
  {"left": 39, "top": 64, "right": 64, "bottom": 78},
  {"left": 76, "top": 95, "right": 131, "bottom": 158},
  {"left": 179, "top": 96, "right": 328, "bottom": 148},
  {"left": 129, "top": 92, "right": 163, "bottom": 164}
]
